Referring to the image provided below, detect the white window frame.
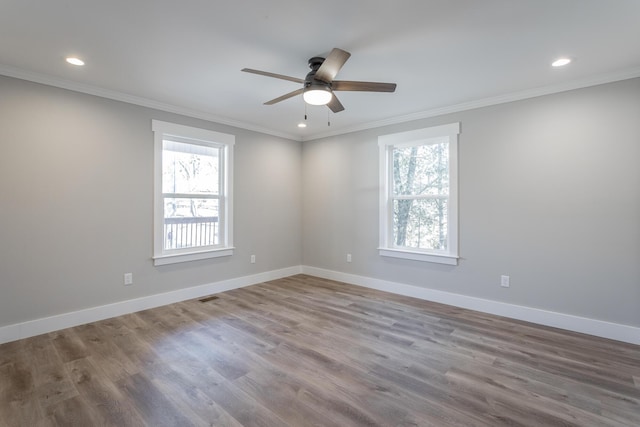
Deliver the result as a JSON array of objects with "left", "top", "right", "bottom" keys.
[
  {"left": 378, "top": 122, "right": 459, "bottom": 265},
  {"left": 152, "top": 120, "right": 234, "bottom": 266}
]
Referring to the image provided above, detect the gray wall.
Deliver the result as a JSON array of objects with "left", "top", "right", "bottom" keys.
[
  {"left": 2, "top": 74, "right": 638, "bottom": 331},
  {"left": 302, "top": 78, "right": 640, "bottom": 327},
  {"left": 0, "top": 76, "right": 302, "bottom": 327}
]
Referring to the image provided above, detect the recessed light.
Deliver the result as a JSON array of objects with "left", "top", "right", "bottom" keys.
[
  {"left": 297, "top": 123, "right": 307, "bottom": 128},
  {"left": 552, "top": 58, "right": 571, "bottom": 67},
  {"left": 66, "top": 57, "right": 85, "bottom": 66}
]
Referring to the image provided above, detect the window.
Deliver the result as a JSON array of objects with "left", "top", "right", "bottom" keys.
[
  {"left": 152, "top": 120, "right": 234, "bottom": 265},
  {"left": 378, "top": 123, "right": 459, "bottom": 265}
]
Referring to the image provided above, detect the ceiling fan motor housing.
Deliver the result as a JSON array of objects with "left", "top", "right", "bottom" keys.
[
  {"left": 305, "top": 56, "right": 329, "bottom": 88},
  {"left": 308, "top": 56, "right": 326, "bottom": 70},
  {"left": 303, "top": 58, "right": 333, "bottom": 106}
]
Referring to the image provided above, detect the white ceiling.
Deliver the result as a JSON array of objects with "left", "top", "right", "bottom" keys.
[{"left": 2, "top": 0, "right": 640, "bottom": 141}]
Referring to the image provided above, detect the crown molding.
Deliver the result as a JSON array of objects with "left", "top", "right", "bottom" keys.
[
  {"left": 0, "top": 64, "right": 299, "bottom": 141},
  {"left": 2, "top": 63, "right": 639, "bottom": 143},
  {"left": 302, "top": 66, "right": 640, "bottom": 141}
]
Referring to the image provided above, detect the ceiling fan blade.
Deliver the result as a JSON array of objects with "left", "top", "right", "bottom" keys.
[
  {"left": 264, "top": 88, "right": 304, "bottom": 105},
  {"left": 327, "top": 93, "right": 345, "bottom": 113},
  {"left": 314, "top": 48, "right": 351, "bottom": 83},
  {"left": 332, "top": 80, "right": 397, "bottom": 92},
  {"left": 241, "top": 68, "right": 304, "bottom": 84}
]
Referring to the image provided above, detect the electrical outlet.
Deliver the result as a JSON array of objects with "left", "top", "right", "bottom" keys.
[
  {"left": 250, "top": 255, "right": 256, "bottom": 264},
  {"left": 347, "top": 253, "right": 352, "bottom": 263},
  {"left": 124, "top": 273, "right": 133, "bottom": 286},
  {"left": 500, "top": 275, "right": 510, "bottom": 288}
]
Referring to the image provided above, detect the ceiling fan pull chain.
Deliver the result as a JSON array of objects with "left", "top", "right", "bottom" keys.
[
  {"left": 305, "top": 102, "right": 308, "bottom": 121},
  {"left": 328, "top": 109, "right": 331, "bottom": 127}
]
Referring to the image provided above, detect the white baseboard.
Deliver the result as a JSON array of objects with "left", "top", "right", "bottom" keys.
[
  {"left": 0, "top": 266, "right": 302, "bottom": 345},
  {"left": 2, "top": 265, "right": 638, "bottom": 346},
  {"left": 301, "top": 266, "right": 640, "bottom": 346}
]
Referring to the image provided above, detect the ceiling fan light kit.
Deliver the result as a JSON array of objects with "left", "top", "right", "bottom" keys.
[
  {"left": 242, "top": 48, "right": 396, "bottom": 113},
  {"left": 303, "top": 86, "right": 332, "bottom": 105}
]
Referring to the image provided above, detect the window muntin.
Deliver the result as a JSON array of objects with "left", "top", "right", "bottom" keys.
[
  {"left": 379, "top": 123, "right": 459, "bottom": 265},
  {"left": 152, "top": 120, "right": 234, "bottom": 265}
]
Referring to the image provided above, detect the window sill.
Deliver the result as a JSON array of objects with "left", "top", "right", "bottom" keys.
[
  {"left": 378, "top": 248, "right": 458, "bottom": 266},
  {"left": 153, "top": 247, "right": 234, "bottom": 266}
]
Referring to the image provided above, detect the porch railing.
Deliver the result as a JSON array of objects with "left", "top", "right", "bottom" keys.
[{"left": 164, "top": 216, "right": 218, "bottom": 249}]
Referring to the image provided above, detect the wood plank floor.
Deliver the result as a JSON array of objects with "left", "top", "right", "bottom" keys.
[{"left": 1, "top": 274, "right": 639, "bottom": 426}]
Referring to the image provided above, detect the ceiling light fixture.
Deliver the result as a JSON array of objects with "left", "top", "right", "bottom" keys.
[
  {"left": 66, "top": 57, "right": 85, "bottom": 66},
  {"left": 297, "top": 122, "right": 307, "bottom": 128},
  {"left": 303, "top": 84, "right": 332, "bottom": 106},
  {"left": 552, "top": 58, "right": 571, "bottom": 67}
]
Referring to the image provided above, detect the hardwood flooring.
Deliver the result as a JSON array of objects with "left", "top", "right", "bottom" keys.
[{"left": 1, "top": 274, "right": 639, "bottom": 426}]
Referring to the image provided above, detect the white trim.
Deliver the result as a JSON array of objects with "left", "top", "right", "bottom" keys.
[
  {"left": 153, "top": 120, "right": 235, "bottom": 263},
  {"left": 0, "top": 64, "right": 299, "bottom": 141},
  {"left": 1, "top": 265, "right": 638, "bottom": 346},
  {"left": 301, "top": 266, "right": 640, "bottom": 345},
  {"left": 2, "top": 63, "right": 639, "bottom": 143},
  {"left": 302, "top": 67, "right": 640, "bottom": 141},
  {"left": 0, "top": 266, "right": 303, "bottom": 345},
  {"left": 378, "top": 248, "right": 458, "bottom": 265},
  {"left": 152, "top": 120, "right": 236, "bottom": 146},
  {"left": 225, "top": 139, "right": 234, "bottom": 250},
  {"left": 378, "top": 122, "right": 460, "bottom": 145},
  {"left": 378, "top": 123, "right": 459, "bottom": 264},
  {"left": 152, "top": 247, "right": 234, "bottom": 266}
]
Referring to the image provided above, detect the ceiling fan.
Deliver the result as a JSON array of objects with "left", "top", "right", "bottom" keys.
[{"left": 241, "top": 48, "right": 396, "bottom": 113}]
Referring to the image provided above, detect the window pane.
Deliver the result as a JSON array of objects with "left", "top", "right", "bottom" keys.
[
  {"left": 392, "top": 143, "right": 449, "bottom": 196},
  {"left": 163, "top": 197, "right": 219, "bottom": 249},
  {"left": 393, "top": 198, "right": 448, "bottom": 250},
  {"left": 163, "top": 140, "right": 220, "bottom": 194}
]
